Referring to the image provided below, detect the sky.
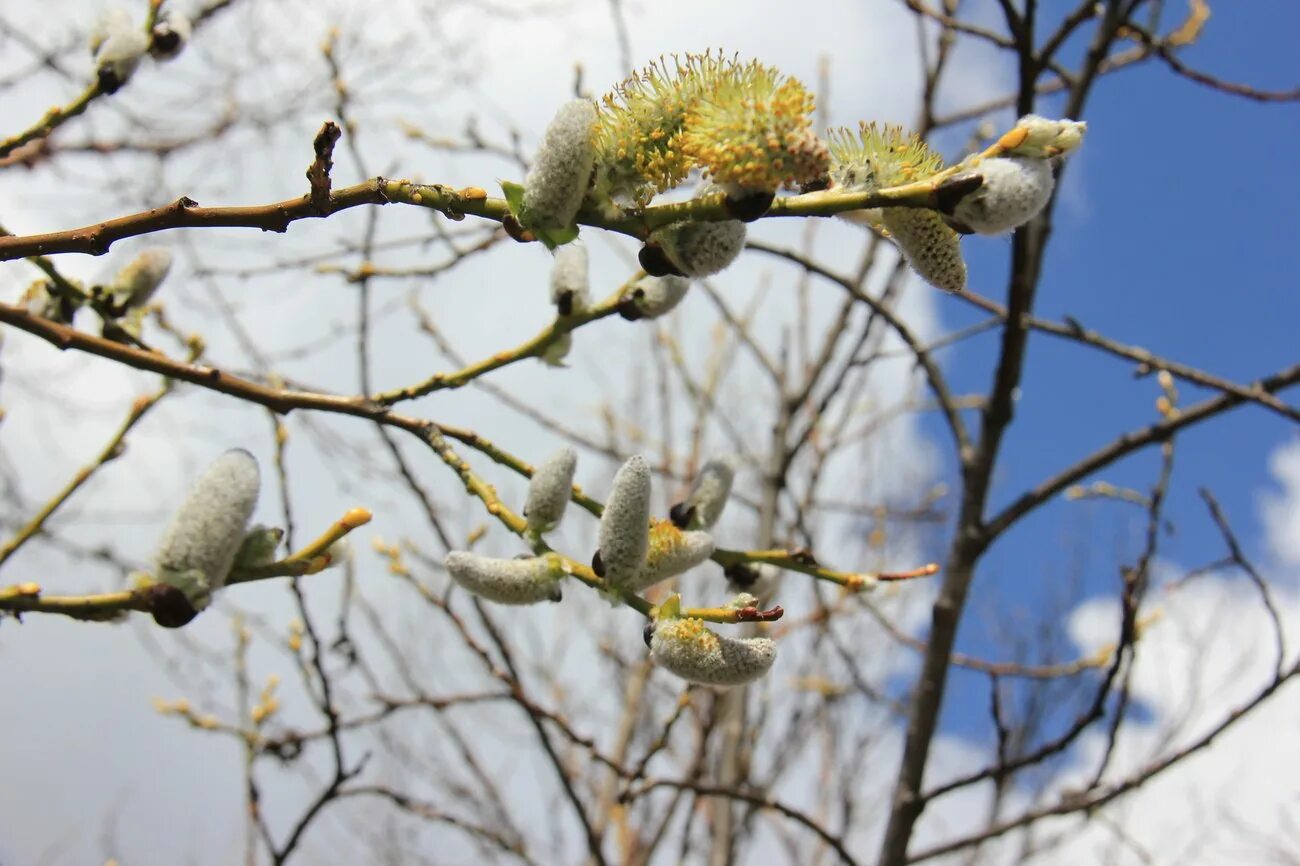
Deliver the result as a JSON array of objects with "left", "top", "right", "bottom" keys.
[{"left": 0, "top": 0, "right": 1296, "bottom": 864}]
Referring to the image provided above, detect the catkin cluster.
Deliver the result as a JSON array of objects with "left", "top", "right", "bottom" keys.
[
  {"left": 828, "top": 116, "right": 1085, "bottom": 290},
  {"left": 830, "top": 123, "right": 967, "bottom": 292},
  {"left": 519, "top": 53, "right": 827, "bottom": 280}
]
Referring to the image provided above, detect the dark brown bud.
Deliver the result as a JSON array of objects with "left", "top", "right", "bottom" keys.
[
  {"left": 638, "top": 243, "right": 683, "bottom": 277},
  {"left": 96, "top": 67, "right": 126, "bottom": 95},
  {"left": 668, "top": 501, "right": 696, "bottom": 529},
  {"left": 502, "top": 214, "right": 536, "bottom": 243},
  {"left": 556, "top": 290, "right": 574, "bottom": 317},
  {"left": 591, "top": 549, "right": 605, "bottom": 578},
  {"left": 934, "top": 172, "right": 984, "bottom": 216},
  {"left": 150, "top": 28, "right": 182, "bottom": 57},
  {"left": 141, "top": 584, "right": 199, "bottom": 628},
  {"left": 790, "top": 547, "right": 819, "bottom": 566},
  {"left": 725, "top": 563, "right": 759, "bottom": 590},
  {"left": 616, "top": 293, "right": 645, "bottom": 321},
  {"left": 723, "top": 190, "right": 775, "bottom": 223},
  {"left": 642, "top": 620, "right": 655, "bottom": 647}
]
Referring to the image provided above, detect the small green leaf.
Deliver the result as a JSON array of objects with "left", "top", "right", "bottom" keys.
[
  {"left": 500, "top": 180, "right": 526, "bottom": 218},
  {"left": 536, "top": 224, "right": 580, "bottom": 250},
  {"left": 500, "top": 179, "right": 579, "bottom": 249}
]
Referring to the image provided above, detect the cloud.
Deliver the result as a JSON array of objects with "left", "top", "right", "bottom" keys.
[
  {"left": 919, "top": 441, "right": 1300, "bottom": 865},
  {"left": 1263, "top": 439, "right": 1300, "bottom": 571}
]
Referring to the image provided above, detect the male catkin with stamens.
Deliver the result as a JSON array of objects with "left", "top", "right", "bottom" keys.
[
  {"left": 649, "top": 616, "right": 776, "bottom": 686},
  {"left": 619, "top": 520, "right": 714, "bottom": 594}
]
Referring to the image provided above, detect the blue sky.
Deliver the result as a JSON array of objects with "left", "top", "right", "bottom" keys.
[{"left": 924, "top": 5, "right": 1300, "bottom": 748}]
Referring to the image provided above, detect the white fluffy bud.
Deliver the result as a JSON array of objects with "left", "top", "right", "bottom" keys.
[
  {"left": 951, "top": 157, "right": 1055, "bottom": 235},
  {"left": 677, "top": 456, "right": 737, "bottom": 530},
  {"left": 650, "top": 617, "right": 776, "bottom": 687},
  {"left": 622, "top": 275, "right": 691, "bottom": 319},
  {"left": 522, "top": 99, "right": 598, "bottom": 230},
  {"left": 321, "top": 537, "right": 352, "bottom": 569},
  {"left": 88, "top": 8, "right": 133, "bottom": 54},
  {"left": 598, "top": 455, "right": 652, "bottom": 588},
  {"left": 1007, "top": 115, "right": 1086, "bottom": 158},
  {"left": 651, "top": 219, "right": 746, "bottom": 277},
  {"left": 539, "top": 332, "right": 573, "bottom": 367},
  {"left": 881, "top": 208, "right": 967, "bottom": 292},
  {"left": 232, "top": 525, "right": 283, "bottom": 569},
  {"left": 620, "top": 520, "right": 714, "bottom": 593},
  {"left": 154, "top": 449, "right": 261, "bottom": 610},
  {"left": 524, "top": 447, "right": 577, "bottom": 535},
  {"left": 550, "top": 240, "right": 590, "bottom": 314},
  {"left": 444, "top": 551, "right": 565, "bottom": 604},
  {"left": 92, "top": 13, "right": 149, "bottom": 93},
  {"left": 111, "top": 247, "right": 172, "bottom": 308}
]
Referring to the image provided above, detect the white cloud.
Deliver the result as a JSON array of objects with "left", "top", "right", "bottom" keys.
[
  {"left": 1263, "top": 439, "right": 1300, "bottom": 571},
  {"left": 918, "top": 441, "right": 1300, "bottom": 866}
]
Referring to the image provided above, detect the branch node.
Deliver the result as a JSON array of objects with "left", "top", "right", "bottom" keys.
[{"left": 306, "top": 121, "right": 342, "bottom": 215}]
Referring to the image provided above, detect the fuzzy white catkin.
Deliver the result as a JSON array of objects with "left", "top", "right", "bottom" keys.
[
  {"left": 540, "top": 332, "right": 572, "bottom": 367},
  {"left": 952, "top": 157, "right": 1055, "bottom": 235},
  {"left": 650, "top": 617, "right": 777, "bottom": 687},
  {"left": 550, "top": 241, "right": 590, "bottom": 313},
  {"left": 624, "top": 275, "right": 691, "bottom": 319},
  {"left": 444, "top": 551, "right": 564, "bottom": 604},
  {"left": 1008, "top": 115, "right": 1086, "bottom": 158},
  {"left": 93, "top": 20, "right": 149, "bottom": 91},
  {"left": 622, "top": 523, "right": 714, "bottom": 593},
  {"left": 651, "top": 219, "right": 747, "bottom": 277},
  {"left": 112, "top": 247, "right": 172, "bottom": 308},
  {"left": 322, "top": 537, "right": 352, "bottom": 569},
  {"left": 683, "top": 457, "right": 737, "bottom": 530},
  {"left": 524, "top": 447, "right": 577, "bottom": 534},
  {"left": 881, "top": 208, "right": 967, "bottom": 292},
  {"left": 522, "top": 99, "right": 598, "bottom": 230},
  {"left": 88, "top": 8, "right": 133, "bottom": 54},
  {"left": 154, "top": 449, "right": 261, "bottom": 609},
  {"left": 599, "top": 455, "right": 652, "bottom": 587}
]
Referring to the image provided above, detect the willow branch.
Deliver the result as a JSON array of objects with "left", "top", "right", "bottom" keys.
[
  {"left": 0, "top": 302, "right": 931, "bottom": 619},
  {"left": 375, "top": 276, "right": 637, "bottom": 405},
  {"left": 0, "top": 80, "right": 103, "bottom": 159},
  {"left": 0, "top": 385, "right": 169, "bottom": 568},
  {"left": 0, "top": 508, "right": 373, "bottom": 621},
  {"left": 0, "top": 132, "right": 1023, "bottom": 262}
]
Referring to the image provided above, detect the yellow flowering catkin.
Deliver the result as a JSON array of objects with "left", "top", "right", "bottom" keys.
[{"left": 829, "top": 122, "right": 967, "bottom": 292}]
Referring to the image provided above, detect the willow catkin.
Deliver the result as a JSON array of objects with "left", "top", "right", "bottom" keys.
[
  {"left": 153, "top": 449, "right": 261, "bottom": 610},
  {"left": 649, "top": 617, "right": 776, "bottom": 686},
  {"left": 444, "top": 551, "right": 565, "bottom": 604}
]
